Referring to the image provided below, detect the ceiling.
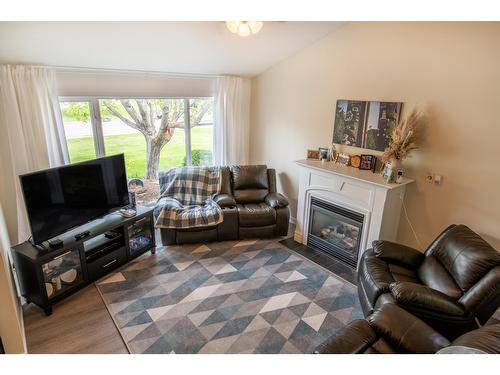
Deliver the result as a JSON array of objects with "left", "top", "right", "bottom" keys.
[{"left": 0, "top": 22, "right": 345, "bottom": 76}]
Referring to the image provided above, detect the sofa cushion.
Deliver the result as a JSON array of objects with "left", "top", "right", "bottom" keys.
[
  {"left": 219, "top": 166, "right": 232, "bottom": 195},
  {"left": 237, "top": 203, "right": 276, "bottom": 227},
  {"left": 429, "top": 225, "right": 500, "bottom": 291},
  {"left": 418, "top": 255, "right": 463, "bottom": 299},
  {"left": 388, "top": 264, "right": 420, "bottom": 283},
  {"left": 233, "top": 189, "right": 269, "bottom": 204},
  {"left": 232, "top": 165, "right": 268, "bottom": 190},
  {"left": 232, "top": 165, "right": 269, "bottom": 203}
]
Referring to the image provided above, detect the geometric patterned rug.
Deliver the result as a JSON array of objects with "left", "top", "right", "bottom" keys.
[{"left": 96, "top": 238, "right": 363, "bottom": 353}]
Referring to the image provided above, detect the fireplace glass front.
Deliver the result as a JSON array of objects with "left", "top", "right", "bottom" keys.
[{"left": 307, "top": 197, "right": 364, "bottom": 268}]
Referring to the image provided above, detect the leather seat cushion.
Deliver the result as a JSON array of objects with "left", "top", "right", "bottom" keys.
[
  {"left": 418, "top": 255, "right": 463, "bottom": 299},
  {"left": 388, "top": 264, "right": 420, "bottom": 283},
  {"left": 359, "top": 250, "right": 419, "bottom": 306},
  {"left": 237, "top": 203, "right": 276, "bottom": 227}
]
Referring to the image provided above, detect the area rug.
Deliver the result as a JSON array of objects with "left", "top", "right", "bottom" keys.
[{"left": 96, "top": 239, "right": 363, "bottom": 354}]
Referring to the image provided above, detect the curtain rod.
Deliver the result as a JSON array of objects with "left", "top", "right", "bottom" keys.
[{"left": 45, "top": 65, "right": 221, "bottom": 80}]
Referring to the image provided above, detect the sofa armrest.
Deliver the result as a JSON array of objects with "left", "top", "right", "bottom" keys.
[
  {"left": 314, "top": 320, "right": 377, "bottom": 354},
  {"left": 450, "top": 324, "right": 500, "bottom": 354},
  {"left": 213, "top": 193, "right": 236, "bottom": 208},
  {"left": 390, "top": 281, "right": 465, "bottom": 316},
  {"left": 372, "top": 240, "right": 425, "bottom": 268},
  {"left": 368, "top": 303, "right": 450, "bottom": 353},
  {"left": 154, "top": 197, "right": 183, "bottom": 224},
  {"left": 458, "top": 266, "right": 500, "bottom": 322},
  {"left": 156, "top": 197, "right": 183, "bottom": 211},
  {"left": 264, "top": 192, "right": 289, "bottom": 208}
]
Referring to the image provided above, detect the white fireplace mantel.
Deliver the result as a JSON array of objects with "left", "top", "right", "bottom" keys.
[{"left": 294, "top": 159, "right": 414, "bottom": 269}]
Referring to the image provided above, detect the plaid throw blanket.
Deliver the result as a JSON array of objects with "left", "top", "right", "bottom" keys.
[{"left": 154, "top": 166, "right": 223, "bottom": 229}]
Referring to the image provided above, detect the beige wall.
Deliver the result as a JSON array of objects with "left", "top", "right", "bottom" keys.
[
  {"left": 250, "top": 22, "right": 500, "bottom": 250},
  {"left": 56, "top": 70, "right": 214, "bottom": 97}
]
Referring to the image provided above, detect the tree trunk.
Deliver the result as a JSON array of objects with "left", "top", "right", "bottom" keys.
[{"left": 145, "top": 138, "right": 162, "bottom": 180}]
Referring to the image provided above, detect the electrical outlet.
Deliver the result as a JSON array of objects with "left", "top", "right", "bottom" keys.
[
  {"left": 426, "top": 174, "right": 434, "bottom": 184},
  {"left": 434, "top": 175, "right": 442, "bottom": 185}
]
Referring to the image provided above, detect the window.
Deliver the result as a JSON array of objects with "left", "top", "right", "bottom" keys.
[
  {"left": 59, "top": 97, "right": 214, "bottom": 203},
  {"left": 59, "top": 100, "right": 96, "bottom": 163}
]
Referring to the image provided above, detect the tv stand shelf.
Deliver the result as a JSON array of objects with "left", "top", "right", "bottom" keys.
[{"left": 11, "top": 205, "right": 156, "bottom": 316}]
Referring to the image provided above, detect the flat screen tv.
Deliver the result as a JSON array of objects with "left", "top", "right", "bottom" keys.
[{"left": 20, "top": 154, "right": 129, "bottom": 244}]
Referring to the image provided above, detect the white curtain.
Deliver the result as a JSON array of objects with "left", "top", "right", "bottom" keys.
[
  {"left": 0, "top": 202, "right": 26, "bottom": 353},
  {"left": 0, "top": 65, "right": 68, "bottom": 244},
  {"left": 213, "top": 76, "right": 251, "bottom": 166}
]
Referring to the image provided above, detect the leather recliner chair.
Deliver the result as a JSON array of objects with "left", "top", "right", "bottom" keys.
[
  {"left": 160, "top": 165, "right": 290, "bottom": 245},
  {"left": 314, "top": 303, "right": 500, "bottom": 354},
  {"left": 357, "top": 224, "right": 500, "bottom": 339}
]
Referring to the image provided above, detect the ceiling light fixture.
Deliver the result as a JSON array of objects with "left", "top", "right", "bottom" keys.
[{"left": 226, "top": 21, "right": 263, "bottom": 37}]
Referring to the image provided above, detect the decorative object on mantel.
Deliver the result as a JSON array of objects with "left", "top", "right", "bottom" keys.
[
  {"left": 382, "top": 163, "right": 394, "bottom": 183},
  {"left": 349, "top": 155, "right": 361, "bottom": 168},
  {"left": 396, "top": 170, "right": 404, "bottom": 184},
  {"left": 381, "top": 107, "right": 425, "bottom": 183},
  {"left": 332, "top": 99, "right": 403, "bottom": 151},
  {"left": 336, "top": 153, "right": 351, "bottom": 166},
  {"left": 319, "top": 147, "right": 329, "bottom": 161},
  {"left": 307, "top": 149, "right": 320, "bottom": 160},
  {"left": 359, "top": 154, "right": 377, "bottom": 172},
  {"left": 327, "top": 143, "right": 337, "bottom": 161}
]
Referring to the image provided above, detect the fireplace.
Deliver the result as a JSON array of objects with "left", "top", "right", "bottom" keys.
[{"left": 307, "top": 197, "right": 364, "bottom": 268}]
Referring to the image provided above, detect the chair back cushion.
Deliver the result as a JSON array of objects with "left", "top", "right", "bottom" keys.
[
  {"left": 426, "top": 225, "right": 500, "bottom": 291},
  {"left": 418, "top": 255, "right": 463, "bottom": 299},
  {"left": 219, "top": 167, "right": 232, "bottom": 195},
  {"left": 231, "top": 165, "right": 269, "bottom": 203}
]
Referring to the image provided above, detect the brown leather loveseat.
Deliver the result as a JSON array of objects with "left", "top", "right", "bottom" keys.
[{"left": 160, "top": 165, "right": 290, "bottom": 245}]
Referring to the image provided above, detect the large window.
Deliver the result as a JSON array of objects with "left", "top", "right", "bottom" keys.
[{"left": 59, "top": 97, "right": 214, "bottom": 203}]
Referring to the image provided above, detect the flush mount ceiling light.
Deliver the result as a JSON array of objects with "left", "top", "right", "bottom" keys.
[{"left": 225, "top": 21, "right": 263, "bottom": 37}]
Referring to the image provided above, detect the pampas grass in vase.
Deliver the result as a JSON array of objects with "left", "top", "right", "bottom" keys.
[{"left": 382, "top": 107, "right": 425, "bottom": 171}]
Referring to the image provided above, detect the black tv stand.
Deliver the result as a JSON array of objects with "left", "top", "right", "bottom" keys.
[{"left": 11, "top": 205, "right": 156, "bottom": 316}]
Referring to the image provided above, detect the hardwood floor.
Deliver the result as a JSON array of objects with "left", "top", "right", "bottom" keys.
[{"left": 23, "top": 284, "right": 128, "bottom": 354}]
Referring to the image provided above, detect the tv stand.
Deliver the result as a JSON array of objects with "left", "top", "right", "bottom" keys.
[{"left": 11, "top": 205, "right": 156, "bottom": 316}]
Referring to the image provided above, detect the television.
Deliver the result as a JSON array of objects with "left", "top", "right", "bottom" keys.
[{"left": 20, "top": 154, "right": 130, "bottom": 244}]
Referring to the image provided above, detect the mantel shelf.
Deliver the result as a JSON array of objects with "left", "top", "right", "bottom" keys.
[{"left": 295, "top": 159, "right": 414, "bottom": 190}]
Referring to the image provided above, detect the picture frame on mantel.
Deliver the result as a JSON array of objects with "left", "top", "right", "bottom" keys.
[
  {"left": 306, "top": 149, "right": 320, "bottom": 160},
  {"left": 318, "top": 147, "right": 329, "bottom": 161},
  {"left": 359, "top": 154, "right": 377, "bottom": 172}
]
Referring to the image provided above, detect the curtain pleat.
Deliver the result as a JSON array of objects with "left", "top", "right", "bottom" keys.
[
  {"left": 213, "top": 76, "right": 251, "bottom": 166},
  {"left": 0, "top": 65, "right": 68, "bottom": 244}
]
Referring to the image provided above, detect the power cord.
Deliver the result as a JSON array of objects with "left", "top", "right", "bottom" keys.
[{"left": 400, "top": 194, "right": 423, "bottom": 249}]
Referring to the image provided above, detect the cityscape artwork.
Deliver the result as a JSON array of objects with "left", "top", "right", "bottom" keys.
[{"left": 332, "top": 100, "right": 403, "bottom": 151}]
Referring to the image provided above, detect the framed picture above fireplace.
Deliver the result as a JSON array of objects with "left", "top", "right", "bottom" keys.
[{"left": 332, "top": 99, "right": 403, "bottom": 152}]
